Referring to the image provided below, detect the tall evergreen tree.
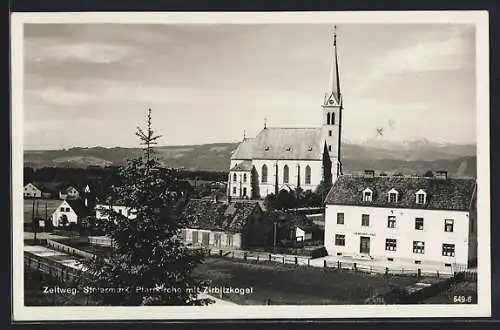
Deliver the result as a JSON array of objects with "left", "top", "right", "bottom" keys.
[{"left": 80, "top": 109, "right": 212, "bottom": 306}]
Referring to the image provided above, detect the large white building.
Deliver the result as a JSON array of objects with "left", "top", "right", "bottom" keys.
[
  {"left": 227, "top": 31, "right": 344, "bottom": 199},
  {"left": 324, "top": 170, "right": 477, "bottom": 270}
]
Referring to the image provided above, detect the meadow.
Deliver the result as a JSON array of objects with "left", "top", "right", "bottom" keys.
[
  {"left": 23, "top": 198, "right": 61, "bottom": 223},
  {"left": 193, "top": 257, "right": 419, "bottom": 305}
]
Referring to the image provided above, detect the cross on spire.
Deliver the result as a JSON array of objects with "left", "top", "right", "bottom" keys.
[{"left": 324, "top": 26, "right": 342, "bottom": 108}]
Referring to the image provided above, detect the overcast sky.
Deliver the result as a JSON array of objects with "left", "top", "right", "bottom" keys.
[{"left": 23, "top": 23, "right": 476, "bottom": 150}]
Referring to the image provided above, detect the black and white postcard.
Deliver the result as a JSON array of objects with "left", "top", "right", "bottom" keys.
[{"left": 11, "top": 11, "right": 491, "bottom": 321}]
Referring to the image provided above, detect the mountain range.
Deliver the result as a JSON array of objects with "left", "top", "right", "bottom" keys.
[{"left": 24, "top": 139, "right": 477, "bottom": 177}]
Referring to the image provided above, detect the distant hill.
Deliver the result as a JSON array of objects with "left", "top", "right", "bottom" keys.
[{"left": 24, "top": 141, "right": 477, "bottom": 177}]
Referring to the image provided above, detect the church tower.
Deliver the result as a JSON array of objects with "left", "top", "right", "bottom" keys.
[{"left": 321, "top": 26, "right": 343, "bottom": 182}]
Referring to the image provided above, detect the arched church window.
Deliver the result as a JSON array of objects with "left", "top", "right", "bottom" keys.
[
  {"left": 262, "top": 165, "right": 268, "bottom": 183},
  {"left": 331, "top": 112, "right": 335, "bottom": 125},
  {"left": 283, "top": 165, "right": 289, "bottom": 184},
  {"left": 327, "top": 113, "right": 331, "bottom": 125},
  {"left": 305, "top": 165, "right": 312, "bottom": 185}
]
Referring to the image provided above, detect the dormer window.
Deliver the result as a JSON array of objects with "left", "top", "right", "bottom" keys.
[
  {"left": 308, "top": 146, "right": 313, "bottom": 151},
  {"left": 362, "top": 188, "right": 373, "bottom": 202},
  {"left": 388, "top": 188, "right": 399, "bottom": 203},
  {"left": 264, "top": 146, "right": 270, "bottom": 151},
  {"left": 415, "top": 189, "right": 427, "bottom": 204},
  {"left": 285, "top": 146, "right": 291, "bottom": 151}
]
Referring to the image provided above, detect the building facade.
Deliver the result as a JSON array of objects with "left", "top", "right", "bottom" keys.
[
  {"left": 227, "top": 31, "right": 344, "bottom": 199},
  {"left": 179, "top": 199, "right": 268, "bottom": 249},
  {"left": 24, "top": 183, "right": 42, "bottom": 198},
  {"left": 324, "top": 171, "right": 477, "bottom": 270}
]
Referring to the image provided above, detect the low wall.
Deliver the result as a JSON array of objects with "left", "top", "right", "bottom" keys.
[
  {"left": 88, "top": 236, "right": 114, "bottom": 247},
  {"left": 46, "top": 239, "right": 95, "bottom": 259}
]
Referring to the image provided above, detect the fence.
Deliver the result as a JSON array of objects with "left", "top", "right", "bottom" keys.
[
  {"left": 24, "top": 251, "right": 83, "bottom": 283},
  {"left": 88, "top": 236, "right": 114, "bottom": 247},
  {"left": 206, "top": 248, "right": 472, "bottom": 278},
  {"left": 46, "top": 239, "right": 95, "bottom": 260}
]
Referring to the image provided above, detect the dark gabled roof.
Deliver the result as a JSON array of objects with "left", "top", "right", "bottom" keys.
[
  {"left": 66, "top": 198, "right": 95, "bottom": 217},
  {"left": 231, "top": 138, "right": 255, "bottom": 160},
  {"left": 230, "top": 128, "right": 325, "bottom": 161},
  {"left": 180, "top": 199, "right": 261, "bottom": 232},
  {"left": 230, "top": 160, "right": 253, "bottom": 172},
  {"left": 325, "top": 175, "right": 476, "bottom": 211}
]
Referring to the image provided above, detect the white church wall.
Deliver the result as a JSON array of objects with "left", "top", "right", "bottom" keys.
[{"left": 251, "top": 159, "right": 323, "bottom": 198}]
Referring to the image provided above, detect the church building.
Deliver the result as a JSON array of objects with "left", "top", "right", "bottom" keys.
[{"left": 228, "top": 29, "right": 344, "bottom": 199}]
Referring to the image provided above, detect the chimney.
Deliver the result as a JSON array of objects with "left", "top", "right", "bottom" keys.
[
  {"left": 435, "top": 171, "right": 448, "bottom": 180},
  {"left": 363, "top": 170, "right": 375, "bottom": 178}
]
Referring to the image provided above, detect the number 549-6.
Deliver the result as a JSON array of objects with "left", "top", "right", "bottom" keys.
[{"left": 453, "top": 296, "right": 473, "bottom": 303}]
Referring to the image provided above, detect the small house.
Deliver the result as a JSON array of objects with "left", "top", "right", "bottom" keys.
[
  {"left": 51, "top": 199, "right": 94, "bottom": 227},
  {"left": 59, "top": 186, "right": 80, "bottom": 200},
  {"left": 179, "top": 199, "right": 268, "bottom": 249},
  {"left": 24, "top": 183, "right": 42, "bottom": 198}
]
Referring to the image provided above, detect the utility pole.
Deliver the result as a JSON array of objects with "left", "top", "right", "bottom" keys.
[
  {"left": 45, "top": 201, "right": 48, "bottom": 232},
  {"left": 273, "top": 220, "right": 277, "bottom": 253},
  {"left": 31, "top": 199, "right": 36, "bottom": 243}
]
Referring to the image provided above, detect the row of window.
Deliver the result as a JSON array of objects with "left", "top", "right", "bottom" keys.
[
  {"left": 232, "top": 186, "right": 248, "bottom": 196},
  {"left": 185, "top": 230, "right": 234, "bottom": 247},
  {"left": 232, "top": 173, "right": 248, "bottom": 183},
  {"left": 336, "top": 213, "right": 455, "bottom": 232},
  {"left": 362, "top": 188, "right": 427, "bottom": 205},
  {"left": 334, "top": 235, "right": 456, "bottom": 257},
  {"left": 261, "top": 164, "right": 312, "bottom": 185}
]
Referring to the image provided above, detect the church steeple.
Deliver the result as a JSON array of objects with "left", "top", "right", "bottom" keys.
[
  {"left": 321, "top": 26, "right": 343, "bottom": 182},
  {"left": 323, "top": 26, "right": 342, "bottom": 108}
]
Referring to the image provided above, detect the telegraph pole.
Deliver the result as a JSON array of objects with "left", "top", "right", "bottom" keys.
[{"left": 31, "top": 199, "right": 36, "bottom": 243}]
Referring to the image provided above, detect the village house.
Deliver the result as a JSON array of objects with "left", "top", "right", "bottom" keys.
[
  {"left": 227, "top": 29, "right": 344, "bottom": 199},
  {"left": 59, "top": 186, "right": 80, "bottom": 200},
  {"left": 179, "top": 199, "right": 268, "bottom": 250},
  {"left": 95, "top": 204, "right": 137, "bottom": 220},
  {"left": 51, "top": 199, "right": 95, "bottom": 227},
  {"left": 324, "top": 170, "right": 477, "bottom": 270},
  {"left": 23, "top": 183, "right": 42, "bottom": 198}
]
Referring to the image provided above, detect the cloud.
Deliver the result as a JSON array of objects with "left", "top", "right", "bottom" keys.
[
  {"left": 26, "top": 37, "right": 136, "bottom": 64},
  {"left": 26, "top": 87, "right": 91, "bottom": 107},
  {"left": 371, "top": 26, "right": 474, "bottom": 76}
]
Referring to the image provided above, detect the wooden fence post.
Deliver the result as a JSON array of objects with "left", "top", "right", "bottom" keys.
[
  {"left": 308, "top": 258, "right": 310, "bottom": 267},
  {"left": 353, "top": 263, "right": 357, "bottom": 271},
  {"left": 269, "top": 254, "right": 271, "bottom": 262},
  {"left": 244, "top": 252, "right": 247, "bottom": 261},
  {"left": 417, "top": 268, "right": 421, "bottom": 279},
  {"left": 294, "top": 257, "right": 298, "bottom": 265},
  {"left": 437, "top": 270, "right": 440, "bottom": 278},
  {"left": 219, "top": 249, "right": 223, "bottom": 257},
  {"left": 324, "top": 260, "right": 327, "bottom": 268},
  {"left": 337, "top": 260, "right": 340, "bottom": 269},
  {"left": 282, "top": 256, "right": 285, "bottom": 264},
  {"left": 385, "top": 267, "right": 389, "bottom": 276}
]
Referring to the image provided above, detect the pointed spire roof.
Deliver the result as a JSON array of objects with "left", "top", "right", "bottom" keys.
[{"left": 323, "top": 26, "right": 342, "bottom": 108}]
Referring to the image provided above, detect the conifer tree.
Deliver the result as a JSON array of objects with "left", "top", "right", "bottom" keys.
[{"left": 81, "top": 109, "right": 212, "bottom": 306}]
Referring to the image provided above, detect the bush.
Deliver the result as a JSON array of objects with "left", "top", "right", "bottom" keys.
[{"left": 310, "top": 246, "right": 328, "bottom": 259}]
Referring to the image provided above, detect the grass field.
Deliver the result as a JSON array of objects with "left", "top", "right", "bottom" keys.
[
  {"left": 193, "top": 257, "right": 419, "bottom": 305},
  {"left": 23, "top": 198, "right": 61, "bottom": 223},
  {"left": 422, "top": 281, "right": 478, "bottom": 304}
]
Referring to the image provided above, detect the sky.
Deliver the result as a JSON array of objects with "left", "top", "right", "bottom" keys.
[{"left": 23, "top": 23, "right": 476, "bottom": 150}]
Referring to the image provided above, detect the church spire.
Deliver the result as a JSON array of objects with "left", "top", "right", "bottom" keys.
[{"left": 324, "top": 26, "right": 342, "bottom": 107}]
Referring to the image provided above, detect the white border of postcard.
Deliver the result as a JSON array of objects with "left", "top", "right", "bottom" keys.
[{"left": 11, "top": 11, "right": 491, "bottom": 321}]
